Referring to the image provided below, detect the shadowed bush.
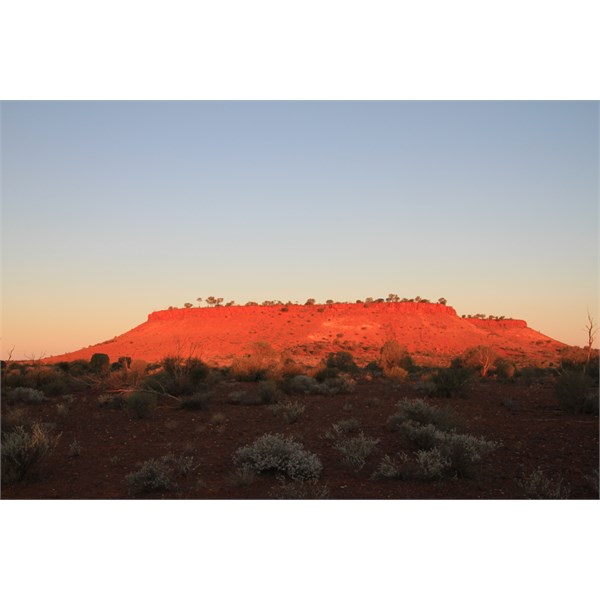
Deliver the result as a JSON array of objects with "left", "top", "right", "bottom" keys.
[
  {"left": 493, "top": 357, "right": 516, "bottom": 379},
  {"left": 386, "top": 398, "right": 461, "bottom": 433},
  {"left": 90, "top": 353, "right": 110, "bottom": 373},
  {"left": 430, "top": 367, "right": 472, "bottom": 398},
  {"left": 179, "top": 389, "right": 214, "bottom": 410},
  {"left": 281, "top": 373, "right": 355, "bottom": 396},
  {"left": 126, "top": 458, "right": 173, "bottom": 494},
  {"left": 1, "top": 423, "right": 61, "bottom": 483},
  {"left": 6, "top": 387, "right": 47, "bottom": 405},
  {"left": 126, "top": 391, "right": 157, "bottom": 418},
  {"left": 326, "top": 351, "right": 359, "bottom": 374},
  {"left": 554, "top": 371, "right": 597, "bottom": 414},
  {"left": 258, "top": 380, "right": 284, "bottom": 404},
  {"left": 152, "top": 356, "right": 210, "bottom": 395}
]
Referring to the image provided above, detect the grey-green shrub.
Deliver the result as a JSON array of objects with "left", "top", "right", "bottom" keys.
[
  {"left": 269, "top": 400, "right": 306, "bottom": 423},
  {"left": 125, "top": 458, "right": 173, "bottom": 494},
  {"left": 373, "top": 449, "right": 450, "bottom": 481},
  {"left": 386, "top": 398, "right": 460, "bottom": 432},
  {"left": 333, "top": 419, "right": 360, "bottom": 434},
  {"left": 333, "top": 432, "right": 380, "bottom": 471},
  {"left": 433, "top": 430, "right": 498, "bottom": 477},
  {"left": 7, "top": 387, "right": 47, "bottom": 405},
  {"left": 1, "top": 423, "right": 61, "bottom": 482},
  {"left": 233, "top": 433, "right": 322, "bottom": 481},
  {"left": 372, "top": 454, "right": 405, "bottom": 480},
  {"left": 283, "top": 374, "right": 355, "bottom": 396},
  {"left": 398, "top": 422, "right": 441, "bottom": 450},
  {"left": 519, "top": 468, "right": 571, "bottom": 499},
  {"left": 376, "top": 426, "right": 498, "bottom": 479}
]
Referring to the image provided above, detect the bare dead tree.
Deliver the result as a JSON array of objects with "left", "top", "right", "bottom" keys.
[
  {"left": 584, "top": 311, "right": 598, "bottom": 374},
  {"left": 2, "top": 345, "right": 15, "bottom": 376}
]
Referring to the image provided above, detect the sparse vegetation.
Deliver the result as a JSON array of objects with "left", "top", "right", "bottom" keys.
[{"left": 2, "top": 300, "right": 597, "bottom": 500}]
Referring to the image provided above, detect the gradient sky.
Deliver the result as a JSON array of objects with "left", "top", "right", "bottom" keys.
[{"left": 1, "top": 101, "right": 598, "bottom": 358}]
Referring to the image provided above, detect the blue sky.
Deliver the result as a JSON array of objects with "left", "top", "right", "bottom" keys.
[{"left": 2, "top": 101, "right": 598, "bottom": 357}]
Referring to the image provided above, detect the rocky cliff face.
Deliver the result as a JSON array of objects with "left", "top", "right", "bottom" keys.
[
  {"left": 146, "top": 301, "right": 458, "bottom": 322},
  {"left": 464, "top": 317, "right": 527, "bottom": 329},
  {"left": 48, "top": 301, "right": 566, "bottom": 368}
]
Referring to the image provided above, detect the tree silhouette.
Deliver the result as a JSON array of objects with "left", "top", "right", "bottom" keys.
[{"left": 584, "top": 312, "right": 598, "bottom": 374}]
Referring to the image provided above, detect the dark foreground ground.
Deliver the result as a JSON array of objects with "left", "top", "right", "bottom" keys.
[{"left": 2, "top": 377, "right": 598, "bottom": 500}]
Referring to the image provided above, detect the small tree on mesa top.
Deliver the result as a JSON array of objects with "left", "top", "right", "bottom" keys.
[
  {"left": 438, "top": 297, "right": 447, "bottom": 305},
  {"left": 206, "top": 296, "right": 223, "bottom": 307},
  {"left": 184, "top": 302, "right": 193, "bottom": 309},
  {"left": 305, "top": 298, "right": 316, "bottom": 306}
]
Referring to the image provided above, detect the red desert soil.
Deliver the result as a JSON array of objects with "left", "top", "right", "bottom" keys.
[
  {"left": 46, "top": 302, "right": 566, "bottom": 368},
  {"left": 2, "top": 379, "right": 597, "bottom": 499}
]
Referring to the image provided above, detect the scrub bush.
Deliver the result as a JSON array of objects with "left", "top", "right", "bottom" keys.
[
  {"left": 333, "top": 432, "right": 379, "bottom": 471},
  {"left": 90, "top": 353, "right": 110, "bottom": 373},
  {"left": 386, "top": 398, "right": 461, "bottom": 432},
  {"left": 179, "top": 389, "right": 214, "bottom": 410},
  {"left": 1, "top": 423, "right": 61, "bottom": 483},
  {"left": 6, "top": 387, "right": 47, "bottom": 405},
  {"left": 126, "top": 391, "right": 157, "bottom": 418},
  {"left": 233, "top": 433, "right": 322, "bottom": 481},
  {"left": 554, "top": 371, "right": 597, "bottom": 414},
  {"left": 125, "top": 458, "right": 173, "bottom": 494}
]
